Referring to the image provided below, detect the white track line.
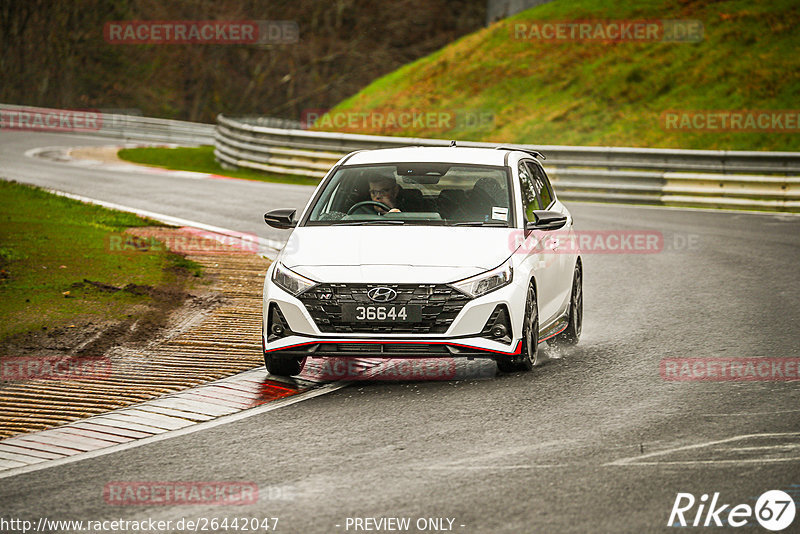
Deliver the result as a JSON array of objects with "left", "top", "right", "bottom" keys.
[
  {"left": 45, "top": 189, "right": 284, "bottom": 259},
  {"left": 612, "top": 458, "right": 800, "bottom": 466},
  {"left": 565, "top": 198, "right": 800, "bottom": 217},
  {"left": 0, "top": 381, "right": 347, "bottom": 480},
  {"left": 606, "top": 432, "right": 800, "bottom": 466}
]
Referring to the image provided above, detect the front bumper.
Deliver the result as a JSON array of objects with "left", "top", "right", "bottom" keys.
[
  {"left": 263, "top": 335, "right": 522, "bottom": 359},
  {"left": 263, "top": 262, "right": 529, "bottom": 360}
]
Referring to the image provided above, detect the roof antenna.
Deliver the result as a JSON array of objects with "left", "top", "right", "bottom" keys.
[{"left": 449, "top": 140, "right": 456, "bottom": 147}]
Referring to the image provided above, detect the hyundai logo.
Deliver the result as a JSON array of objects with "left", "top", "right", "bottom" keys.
[{"left": 367, "top": 287, "right": 397, "bottom": 302}]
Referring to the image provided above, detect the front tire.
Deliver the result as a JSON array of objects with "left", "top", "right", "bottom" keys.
[
  {"left": 554, "top": 262, "right": 582, "bottom": 346},
  {"left": 497, "top": 284, "right": 539, "bottom": 372},
  {"left": 265, "top": 354, "right": 306, "bottom": 377}
]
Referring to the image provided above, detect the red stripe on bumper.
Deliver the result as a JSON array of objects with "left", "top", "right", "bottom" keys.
[{"left": 264, "top": 339, "right": 522, "bottom": 356}]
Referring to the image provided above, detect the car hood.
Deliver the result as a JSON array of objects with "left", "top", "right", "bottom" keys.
[{"left": 279, "top": 226, "right": 519, "bottom": 284}]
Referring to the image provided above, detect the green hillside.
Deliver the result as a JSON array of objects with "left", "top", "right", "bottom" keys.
[{"left": 320, "top": 0, "right": 799, "bottom": 151}]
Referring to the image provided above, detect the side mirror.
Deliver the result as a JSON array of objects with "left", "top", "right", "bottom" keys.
[
  {"left": 525, "top": 210, "right": 567, "bottom": 231},
  {"left": 264, "top": 209, "right": 297, "bottom": 229}
]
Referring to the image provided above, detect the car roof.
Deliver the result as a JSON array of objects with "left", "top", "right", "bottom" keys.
[{"left": 342, "top": 146, "right": 521, "bottom": 167}]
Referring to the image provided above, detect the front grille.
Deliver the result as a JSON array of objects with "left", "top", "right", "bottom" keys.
[{"left": 298, "top": 283, "right": 471, "bottom": 334}]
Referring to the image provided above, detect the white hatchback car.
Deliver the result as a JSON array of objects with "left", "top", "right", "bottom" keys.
[{"left": 262, "top": 146, "right": 582, "bottom": 376}]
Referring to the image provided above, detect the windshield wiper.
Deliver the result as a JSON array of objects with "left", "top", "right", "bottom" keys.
[
  {"left": 335, "top": 220, "right": 406, "bottom": 225},
  {"left": 451, "top": 221, "right": 509, "bottom": 227}
]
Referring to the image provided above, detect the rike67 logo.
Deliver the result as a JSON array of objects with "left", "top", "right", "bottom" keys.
[{"left": 669, "top": 490, "right": 796, "bottom": 531}]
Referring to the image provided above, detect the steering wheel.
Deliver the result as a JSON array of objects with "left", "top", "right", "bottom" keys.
[{"left": 347, "top": 200, "right": 392, "bottom": 215}]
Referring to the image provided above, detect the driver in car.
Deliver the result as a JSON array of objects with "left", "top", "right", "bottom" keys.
[
  {"left": 368, "top": 175, "right": 403, "bottom": 214},
  {"left": 367, "top": 175, "right": 431, "bottom": 214}
]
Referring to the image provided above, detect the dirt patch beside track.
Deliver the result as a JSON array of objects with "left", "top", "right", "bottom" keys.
[
  {"left": 0, "top": 226, "right": 270, "bottom": 438},
  {"left": 68, "top": 146, "right": 128, "bottom": 165}
]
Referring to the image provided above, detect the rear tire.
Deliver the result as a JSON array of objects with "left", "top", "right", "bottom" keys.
[
  {"left": 265, "top": 354, "right": 306, "bottom": 377},
  {"left": 554, "top": 262, "right": 582, "bottom": 346},
  {"left": 497, "top": 284, "right": 539, "bottom": 372}
]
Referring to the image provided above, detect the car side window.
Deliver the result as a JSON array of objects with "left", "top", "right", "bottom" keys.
[
  {"left": 527, "top": 161, "right": 554, "bottom": 209},
  {"left": 518, "top": 161, "right": 538, "bottom": 222}
]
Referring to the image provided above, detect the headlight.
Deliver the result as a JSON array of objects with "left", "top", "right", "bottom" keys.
[
  {"left": 272, "top": 262, "right": 317, "bottom": 296},
  {"left": 451, "top": 258, "right": 513, "bottom": 298}
]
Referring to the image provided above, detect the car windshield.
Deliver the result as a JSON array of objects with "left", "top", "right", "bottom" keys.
[{"left": 304, "top": 163, "right": 514, "bottom": 227}]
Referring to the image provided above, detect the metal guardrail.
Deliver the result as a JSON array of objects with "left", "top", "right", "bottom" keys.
[
  {"left": 0, "top": 103, "right": 214, "bottom": 145},
  {"left": 214, "top": 114, "right": 800, "bottom": 212},
  {"left": 4, "top": 103, "right": 796, "bottom": 212}
]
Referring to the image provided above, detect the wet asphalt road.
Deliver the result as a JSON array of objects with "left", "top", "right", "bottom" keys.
[{"left": 1, "top": 130, "right": 799, "bottom": 533}]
